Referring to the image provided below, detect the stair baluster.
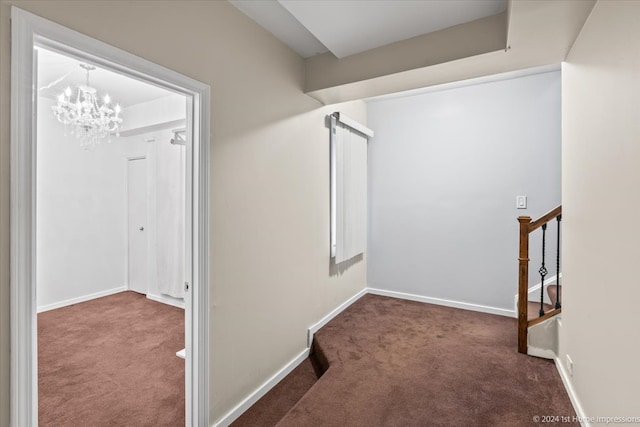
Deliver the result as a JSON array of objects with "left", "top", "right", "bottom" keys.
[
  {"left": 555, "top": 215, "right": 562, "bottom": 309},
  {"left": 517, "top": 205, "right": 562, "bottom": 354},
  {"left": 539, "top": 224, "right": 547, "bottom": 317}
]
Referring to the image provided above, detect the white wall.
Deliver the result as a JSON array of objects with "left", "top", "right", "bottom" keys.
[
  {"left": 36, "top": 93, "right": 186, "bottom": 311},
  {"left": 36, "top": 97, "right": 130, "bottom": 310},
  {"left": 367, "top": 71, "right": 561, "bottom": 312},
  {"left": 561, "top": 0, "right": 640, "bottom": 420},
  {"left": 119, "top": 94, "right": 185, "bottom": 134}
]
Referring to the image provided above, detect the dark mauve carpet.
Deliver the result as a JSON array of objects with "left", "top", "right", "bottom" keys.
[
  {"left": 237, "top": 294, "right": 578, "bottom": 427},
  {"left": 38, "top": 291, "right": 185, "bottom": 426},
  {"left": 232, "top": 358, "right": 319, "bottom": 427}
]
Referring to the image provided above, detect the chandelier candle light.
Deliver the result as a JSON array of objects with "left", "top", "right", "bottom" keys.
[{"left": 52, "top": 63, "right": 123, "bottom": 147}]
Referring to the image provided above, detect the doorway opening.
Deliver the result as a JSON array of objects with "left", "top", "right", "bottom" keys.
[
  {"left": 11, "top": 7, "right": 210, "bottom": 426},
  {"left": 35, "top": 44, "right": 189, "bottom": 424}
]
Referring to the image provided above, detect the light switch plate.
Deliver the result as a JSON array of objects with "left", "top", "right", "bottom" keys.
[{"left": 516, "top": 195, "right": 527, "bottom": 209}]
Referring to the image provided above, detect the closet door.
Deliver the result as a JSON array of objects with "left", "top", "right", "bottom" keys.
[{"left": 127, "top": 158, "right": 148, "bottom": 294}]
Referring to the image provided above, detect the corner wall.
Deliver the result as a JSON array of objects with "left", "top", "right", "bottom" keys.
[
  {"left": 0, "top": 1, "right": 367, "bottom": 424},
  {"left": 561, "top": 0, "right": 640, "bottom": 420},
  {"left": 367, "top": 71, "right": 561, "bottom": 312},
  {"left": 36, "top": 92, "right": 187, "bottom": 311},
  {"left": 36, "top": 97, "right": 130, "bottom": 310}
]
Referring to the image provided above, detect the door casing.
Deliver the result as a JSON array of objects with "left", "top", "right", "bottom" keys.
[{"left": 10, "top": 7, "right": 210, "bottom": 426}]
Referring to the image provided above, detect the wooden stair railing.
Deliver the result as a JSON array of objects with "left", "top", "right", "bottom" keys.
[{"left": 518, "top": 205, "right": 562, "bottom": 354}]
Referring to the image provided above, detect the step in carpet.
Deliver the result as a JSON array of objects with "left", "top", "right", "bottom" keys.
[{"left": 237, "top": 294, "right": 577, "bottom": 427}]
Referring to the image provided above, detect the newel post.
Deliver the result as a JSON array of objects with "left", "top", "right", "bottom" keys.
[{"left": 517, "top": 216, "right": 532, "bottom": 354}]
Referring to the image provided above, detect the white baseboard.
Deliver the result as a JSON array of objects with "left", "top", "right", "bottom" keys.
[
  {"left": 37, "top": 285, "right": 127, "bottom": 313},
  {"left": 214, "top": 287, "right": 368, "bottom": 426},
  {"left": 217, "top": 286, "right": 518, "bottom": 426},
  {"left": 307, "top": 287, "right": 368, "bottom": 347},
  {"left": 554, "top": 357, "right": 589, "bottom": 427},
  {"left": 368, "top": 288, "right": 516, "bottom": 318},
  {"left": 213, "top": 348, "right": 310, "bottom": 427},
  {"left": 146, "top": 293, "right": 185, "bottom": 309}
]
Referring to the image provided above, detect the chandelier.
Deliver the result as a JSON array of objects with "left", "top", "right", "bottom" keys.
[{"left": 52, "top": 63, "right": 123, "bottom": 147}]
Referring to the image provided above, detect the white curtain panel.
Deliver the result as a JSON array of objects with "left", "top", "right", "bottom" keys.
[
  {"left": 156, "top": 139, "right": 185, "bottom": 298},
  {"left": 334, "top": 120, "right": 368, "bottom": 264}
]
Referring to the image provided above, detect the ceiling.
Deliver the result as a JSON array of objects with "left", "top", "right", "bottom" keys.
[
  {"left": 229, "top": 0, "right": 507, "bottom": 59},
  {"left": 36, "top": 47, "right": 174, "bottom": 108}
]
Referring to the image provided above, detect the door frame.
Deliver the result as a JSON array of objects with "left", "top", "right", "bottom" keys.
[{"left": 10, "top": 7, "right": 210, "bottom": 426}]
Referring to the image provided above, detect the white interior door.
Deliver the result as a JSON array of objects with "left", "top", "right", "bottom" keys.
[{"left": 128, "top": 158, "right": 148, "bottom": 294}]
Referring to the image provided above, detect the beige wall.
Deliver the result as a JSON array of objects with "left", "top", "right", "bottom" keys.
[
  {"left": 305, "top": 12, "right": 507, "bottom": 92},
  {"left": 561, "top": 0, "right": 640, "bottom": 421},
  {"left": 304, "top": 1, "right": 596, "bottom": 104},
  {"left": 0, "top": 1, "right": 366, "bottom": 424}
]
